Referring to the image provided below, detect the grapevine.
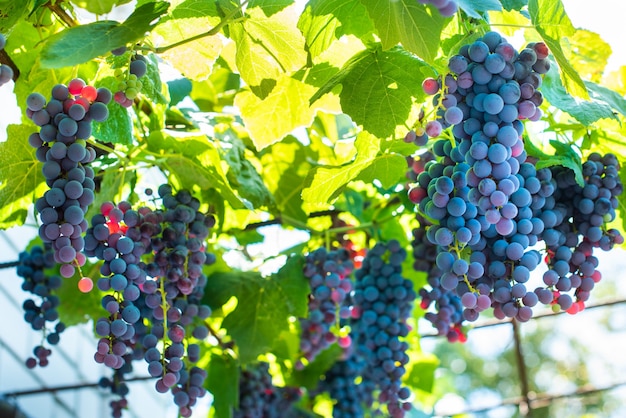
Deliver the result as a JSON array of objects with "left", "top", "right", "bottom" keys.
[{"left": 0, "top": 3, "right": 625, "bottom": 418}]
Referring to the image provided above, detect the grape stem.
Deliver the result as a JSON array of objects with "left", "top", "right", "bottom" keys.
[{"left": 150, "top": 0, "right": 250, "bottom": 54}]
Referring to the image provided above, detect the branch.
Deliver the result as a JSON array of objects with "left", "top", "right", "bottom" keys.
[
  {"left": 153, "top": 0, "right": 249, "bottom": 54},
  {"left": 512, "top": 319, "right": 533, "bottom": 417},
  {"left": 1, "top": 376, "right": 154, "bottom": 398},
  {"left": 45, "top": 2, "right": 77, "bottom": 28},
  {"left": 0, "top": 260, "right": 20, "bottom": 269},
  {"left": 0, "top": 50, "right": 19, "bottom": 81}
]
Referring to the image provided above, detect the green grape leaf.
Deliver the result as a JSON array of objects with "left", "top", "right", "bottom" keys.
[
  {"left": 500, "top": 0, "right": 528, "bottom": 11},
  {"left": 167, "top": 77, "right": 193, "bottom": 106},
  {"left": 151, "top": 0, "right": 223, "bottom": 81},
  {"left": 287, "top": 344, "right": 342, "bottom": 390},
  {"left": 235, "top": 74, "right": 340, "bottom": 151},
  {"left": 297, "top": 0, "right": 376, "bottom": 60},
  {"left": 356, "top": 153, "right": 408, "bottom": 189},
  {"left": 302, "top": 131, "right": 380, "bottom": 209},
  {"left": 206, "top": 350, "right": 239, "bottom": 418},
  {"left": 140, "top": 53, "right": 168, "bottom": 106},
  {"left": 222, "top": 136, "right": 274, "bottom": 208},
  {"left": 71, "top": 0, "right": 133, "bottom": 14},
  {"left": 456, "top": 0, "right": 502, "bottom": 18},
  {"left": 55, "top": 260, "right": 105, "bottom": 326},
  {"left": 90, "top": 77, "right": 133, "bottom": 145},
  {"left": 40, "top": 2, "right": 170, "bottom": 68},
  {"left": 314, "top": 45, "right": 428, "bottom": 138},
  {"left": 585, "top": 81, "right": 626, "bottom": 117},
  {"left": 524, "top": 138, "right": 584, "bottom": 187},
  {"left": 230, "top": 2, "right": 307, "bottom": 97},
  {"left": 0, "top": 0, "right": 30, "bottom": 33},
  {"left": 528, "top": 0, "right": 589, "bottom": 99},
  {"left": 542, "top": 65, "right": 616, "bottom": 125},
  {"left": 405, "top": 353, "right": 439, "bottom": 393},
  {"left": 147, "top": 131, "right": 246, "bottom": 209},
  {"left": 203, "top": 256, "right": 308, "bottom": 363},
  {"left": 0, "top": 124, "right": 46, "bottom": 229},
  {"left": 260, "top": 137, "right": 310, "bottom": 223},
  {"left": 568, "top": 29, "right": 611, "bottom": 83},
  {"left": 360, "top": 0, "right": 446, "bottom": 62}
]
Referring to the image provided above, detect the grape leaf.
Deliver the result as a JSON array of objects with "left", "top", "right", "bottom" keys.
[
  {"left": 0, "top": 124, "right": 46, "bottom": 229},
  {"left": 357, "top": 153, "right": 408, "bottom": 189},
  {"left": 524, "top": 138, "right": 584, "bottom": 187},
  {"left": 297, "top": 0, "right": 376, "bottom": 60},
  {"left": 585, "top": 81, "right": 626, "bottom": 117},
  {"left": 222, "top": 136, "right": 274, "bottom": 209},
  {"left": 206, "top": 351, "right": 239, "bottom": 418},
  {"left": 360, "top": 0, "right": 446, "bottom": 62},
  {"left": 405, "top": 353, "right": 439, "bottom": 393},
  {"left": 542, "top": 65, "right": 616, "bottom": 125},
  {"left": 147, "top": 131, "right": 246, "bottom": 209},
  {"left": 203, "top": 256, "right": 308, "bottom": 363},
  {"left": 302, "top": 131, "right": 380, "bottom": 209},
  {"left": 230, "top": 3, "right": 307, "bottom": 98},
  {"left": 312, "top": 45, "right": 429, "bottom": 138},
  {"left": 500, "top": 0, "right": 528, "bottom": 11},
  {"left": 260, "top": 137, "right": 311, "bottom": 223},
  {"left": 40, "top": 2, "right": 170, "bottom": 68},
  {"left": 90, "top": 77, "right": 133, "bottom": 145},
  {"left": 151, "top": 0, "right": 223, "bottom": 81},
  {"left": 0, "top": 0, "right": 30, "bottom": 33},
  {"left": 568, "top": 29, "right": 611, "bottom": 84},
  {"left": 456, "top": 0, "right": 502, "bottom": 18},
  {"left": 235, "top": 74, "right": 340, "bottom": 151},
  {"left": 528, "top": 0, "right": 589, "bottom": 99}
]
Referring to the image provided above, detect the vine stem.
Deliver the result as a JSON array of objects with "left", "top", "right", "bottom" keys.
[
  {"left": 0, "top": 260, "right": 20, "bottom": 269},
  {"left": 87, "top": 140, "right": 128, "bottom": 161},
  {"left": 152, "top": 0, "right": 250, "bottom": 54},
  {"left": 46, "top": 1, "right": 77, "bottom": 27}
]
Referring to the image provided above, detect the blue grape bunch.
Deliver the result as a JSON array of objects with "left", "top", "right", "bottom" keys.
[
  {"left": 234, "top": 362, "right": 301, "bottom": 418},
  {"left": 0, "top": 33, "right": 14, "bottom": 87},
  {"left": 352, "top": 240, "right": 415, "bottom": 418},
  {"left": 16, "top": 245, "right": 66, "bottom": 368},
  {"left": 297, "top": 247, "right": 355, "bottom": 369},
  {"left": 27, "top": 79, "right": 111, "bottom": 278}
]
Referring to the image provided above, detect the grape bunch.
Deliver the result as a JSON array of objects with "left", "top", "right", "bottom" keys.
[
  {"left": 16, "top": 245, "right": 67, "bottom": 368},
  {"left": 351, "top": 240, "right": 415, "bottom": 418},
  {"left": 84, "top": 185, "right": 216, "bottom": 417},
  {"left": 27, "top": 79, "right": 111, "bottom": 278},
  {"left": 0, "top": 33, "right": 13, "bottom": 87},
  {"left": 417, "top": 0, "right": 458, "bottom": 17},
  {"left": 406, "top": 31, "right": 556, "bottom": 338},
  {"left": 297, "top": 247, "right": 354, "bottom": 369},
  {"left": 234, "top": 362, "right": 301, "bottom": 418},
  {"left": 539, "top": 153, "right": 623, "bottom": 314},
  {"left": 113, "top": 53, "right": 148, "bottom": 107}
]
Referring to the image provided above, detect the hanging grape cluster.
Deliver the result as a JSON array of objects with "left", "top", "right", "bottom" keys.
[
  {"left": 83, "top": 185, "right": 216, "bottom": 417},
  {"left": 27, "top": 79, "right": 110, "bottom": 278},
  {"left": 16, "top": 245, "right": 66, "bottom": 368}
]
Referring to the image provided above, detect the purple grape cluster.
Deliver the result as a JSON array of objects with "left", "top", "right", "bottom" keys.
[
  {"left": 405, "top": 32, "right": 557, "bottom": 337},
  {"left": 28, "top": 78, "right": 111, "bottom": 278},
  {"left": 234, "top": 362, "right": 301, "bottom": 418},
  {"left": 539, "top": 154, "right": 623, "bottom": 314},
  {"left": 16, "top": 245, "right": 67, "bottom": 367},
  {"left": 0, "top": 33, "right": 13, "bottom": 87},
  {"left": 297, "top": 247, "right": 354, "bottom": 369},
  {"left": 84, "top": 185, "right": 216, "bottom": 417},
  {"left": 417, "top": 0, "right": 458, "bottom": 17},
  {"left": 351, "top": 240, "right": 415, "bottom": 418}
]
